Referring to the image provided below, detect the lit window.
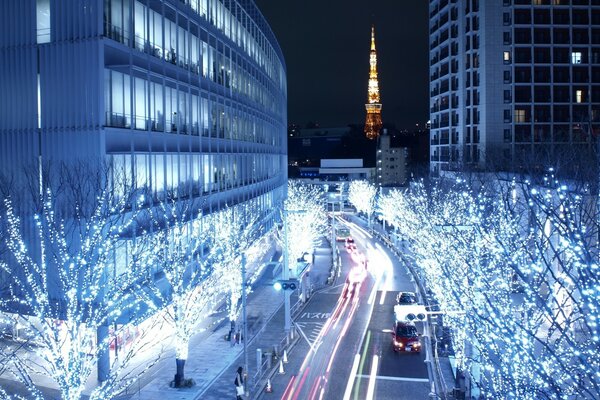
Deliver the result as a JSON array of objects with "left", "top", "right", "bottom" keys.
[
  {"left": 576, "top": 89, "right": 583, "bottom": 103},
  {"left": 571, "top": 51, "right": 582, "bottom": 64},
  {"left": 515, "top": 109, "right": 526, "bottom": 123},
  {"left": 36, "top": 0, "right": 51, "bottom": 44},
  {"left": 503, "top": 51, "right": 511, "bottom": 62}
]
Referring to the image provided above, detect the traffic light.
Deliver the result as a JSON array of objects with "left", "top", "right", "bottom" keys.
[
  {"left": 274, "top": 279, "right": 299, "bottom": 291},
  {"left": 394, "top": 305, "right": 427, "bottom": 322}
]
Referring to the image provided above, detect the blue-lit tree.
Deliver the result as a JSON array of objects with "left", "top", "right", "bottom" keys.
[
  {"left": 0, "top": 162, "right": 165, "bottom": 400},
  {"left": 280, "top": 181, "right": 328, "bottom": 271},
  {"left": 211, "top": 203, "right": 261, "bottom": 333},
  {"left": 142, "top": 197, "right": 222, "bottom": 388},
  {"left": 380, "top": 174, "right": 599, "bottom": 399},
  {"left": 348, "top": 180, "right": 377, "bottom": 228}
]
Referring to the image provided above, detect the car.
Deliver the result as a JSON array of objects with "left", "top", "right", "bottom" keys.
[
  {"left": 342, "top": 267, "right": 367, "bottom": 299},
  {"left": 391, "top": 321, "right": 421, "bottom": 353},
  {"left": 345, "top": 237, "right": 356, "bottom": 249},
  {"left": 396, "top": 291, "right": 417, "bottom": 305}
]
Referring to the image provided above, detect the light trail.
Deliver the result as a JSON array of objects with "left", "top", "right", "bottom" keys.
[
  {"left": 354, "top": 330, "right": 372, "bottom": 399},
  {"left": 365, "top": 355, "right": 380, "bottom": 400},
  {"left": 281, "top": 375, "right": 297, "bottom": 400},
  {"left": 290, "top": 367, "right": 310, "bottom": 400},
  {"left": 379, "top": 289, "right": 387, "bottom": 305},
  {"left": 342, "top": 354, "right": 361, "bottom": 400},
  {"left": 307, "top": 375, "right": 322, "bottom": 400}
]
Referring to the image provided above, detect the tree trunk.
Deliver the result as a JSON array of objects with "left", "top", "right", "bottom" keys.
[{"left": 174, "top": 358, "right": 186, "bottom": 387}]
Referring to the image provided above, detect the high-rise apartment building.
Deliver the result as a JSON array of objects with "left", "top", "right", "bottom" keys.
[{"left": 429, "top": 0, "right": 600, "bottom": 175}]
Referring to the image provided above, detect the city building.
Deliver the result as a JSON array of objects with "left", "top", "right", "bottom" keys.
[
  {"left": 377, "top": 129, "right": 408, "bottom": 187},
  {"left": 364, "top": 26, "right": 383, "bottom": 140},
  {"left": 288, "top": 126, "right": 351, "bottom": 171},
  {"left": 429, "top": 0, "right": 600, "bottom": 176},
  {"left": 0, "top": 0, "right": 286, "bottom": 377}
]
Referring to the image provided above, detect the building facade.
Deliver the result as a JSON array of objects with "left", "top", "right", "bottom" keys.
[
  {"left": 0, "top": 0, "right": 287, "bottom": 375},
  {"left": 429, "top": 0, "right": 600, "bottom": 175},
  {"left": 377, "top": 130, "right": 408, "bottom": 187},
  {"left": 0, "top": 0, "right": 287, "bottom": 243}
]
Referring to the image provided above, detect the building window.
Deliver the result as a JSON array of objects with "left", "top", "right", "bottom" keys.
[
  {"left": 504, "top": 128, "right": 512, "bottom": 142},
  {"left": 504, "top": 109, "right": 512, "bottom": 122},
  {"left": 504, "top": 70, "right": 512, "bottom": 83},
  {"left": 571, "top": 51, "right": 582, "bottom": 64},
  {"left": 503, "top": 32, "right": 512, "bottom": 44},
  {"left": 503, "top": 51, "right": 511, "bottom": 63},
  {"left": 515, "top": 109, "right": 526, "bottom": 123},
  {"left": 36, "top": 0, "right": 51, "bottom": 44},
  {"left": 576, "top": 89, "right": 584, "bottom": 103},
  {"left": 504, "top": 90, "right": 512, "bottom": 103},
  {"left": 503, "top": 13, "right": 511, "bottom": 25}
]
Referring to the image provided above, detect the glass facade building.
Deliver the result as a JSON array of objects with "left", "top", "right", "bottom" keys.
[
  {"left": 429, "top": 0, "right": 599, "bottom": 174},
  {"left": 0, "top": 0, "right": 287, "bottom": 219}
]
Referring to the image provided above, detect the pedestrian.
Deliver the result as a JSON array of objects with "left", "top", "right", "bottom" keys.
[{"left": 234, "top": 366, "right": 244, "bottom": 400}]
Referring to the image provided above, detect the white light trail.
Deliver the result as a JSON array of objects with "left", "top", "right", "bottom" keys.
[
  {"left": 365, "top": 355, "right": 380, "bottom": 400},
  {"left": 342, "top": 354, "right": 361, "bottom": 400}
]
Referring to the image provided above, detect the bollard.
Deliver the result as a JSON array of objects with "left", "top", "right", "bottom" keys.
[
  {"left": 265, "top": 351, "right": 272, "bottom": 369},
  {"left": 256, "top": 348, "right": 263, "bottom": 373},
  {"left": 273, "top": 344, "right": 279, "bottom": 358}
]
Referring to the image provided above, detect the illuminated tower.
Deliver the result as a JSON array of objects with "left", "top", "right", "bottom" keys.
[{"left": 364, "top": 26, "right": 383, "bottom": 140}]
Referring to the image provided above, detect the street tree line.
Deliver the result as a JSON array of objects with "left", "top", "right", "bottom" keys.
[
  {"left": 0, "top": 162, "right": 327, "bottom": 400},
  {"left": 375, "top": 175, "right": 599, "bottom": 399}
]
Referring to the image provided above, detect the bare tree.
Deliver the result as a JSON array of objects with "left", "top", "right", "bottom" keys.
[
  {"left": 279, "top": 181, "right": 328, "bottom": 268},
  {"left": 0, "top": 161, "right": 165, "bottom": 400},
  {"left": 383, "top": 175, "right": 599, "bottom": 399},
  {"left": 142, "top": 196, "right": 221, "bottom": 388},
  {"left": 348, "top": 180, "right": 377, "bottom": 228}
]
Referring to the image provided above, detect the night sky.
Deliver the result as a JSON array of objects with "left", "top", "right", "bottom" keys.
[{"left": 254, "top": 0, "right": 430, "bottom": 130}]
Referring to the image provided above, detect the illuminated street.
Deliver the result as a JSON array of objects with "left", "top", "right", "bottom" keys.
[{"left": 269, "top": 217, "right": 432, "bottom": 400}]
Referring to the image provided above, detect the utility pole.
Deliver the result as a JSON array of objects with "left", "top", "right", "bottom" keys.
[
  {"left": 241, "top": 253, "right": 249, "bottom": 393},
  {"left": 283, "top": 209, "right": 291, "bottom": 335}
]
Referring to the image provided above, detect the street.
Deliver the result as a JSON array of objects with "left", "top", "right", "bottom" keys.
[{"left": 269, "top": 217, "right": 431, "bottom": 400}]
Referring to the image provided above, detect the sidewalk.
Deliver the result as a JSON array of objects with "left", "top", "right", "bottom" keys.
[{"left": 125, "top": 237, "right": 334, "bottom": 400}]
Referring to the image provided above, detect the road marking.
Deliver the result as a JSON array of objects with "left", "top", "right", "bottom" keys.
[
  {"left": 295, "top": 323, "right": 317, "bottom": 352},
  {"left": 355, "top": 374, "right": 430, "bottom": 383},
  {"left": 342, "top": 354, "right": 361, "bottom": 400},
  {"left": 300, "top": 312, "right": 331, "bottom": 319},
  {"left": 379, "top": 289, "right": 387, "bottom": 305},
  {"left": 354, "top": 330, "right": 371, "bottom": 400},
  {"left": 365, "top": 355, "right": 379, "bottom": 400}
]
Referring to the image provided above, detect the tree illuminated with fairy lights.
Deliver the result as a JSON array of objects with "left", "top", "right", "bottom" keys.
[
  {"left": 211, "top": 203, "right": 261, "bottom": 326},
  {"left": 348, "top": 180, "right": 377, "bottom": 228},
  {"left": 0, "top": 163, "right": 165, "bottom": 400},
  {"left": 143, "top": 197, "right": 223, "bottom": 387},
  {"left": 379, "top": 174, "right": 599, "bottom": 399},
  {"left": 280, "top": 181, "right": 327, "bottom": 273}
]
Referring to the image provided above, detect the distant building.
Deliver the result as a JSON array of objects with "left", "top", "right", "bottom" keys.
[
  {"left": 377, "top": 130, "right": 408, "bottom": 187},
  {"left": 429, "top": 0, "right": 599, "bottom": 176}
]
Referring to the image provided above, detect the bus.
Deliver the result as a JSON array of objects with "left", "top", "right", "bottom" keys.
[{"left": 335, "top": 227, "right": 351, "bottom": 241}]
